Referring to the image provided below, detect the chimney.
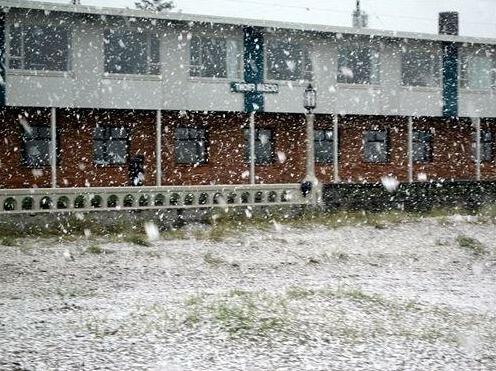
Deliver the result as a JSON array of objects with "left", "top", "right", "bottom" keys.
[
  {"left": 352, "top": 0, "right": 368, "bottom": 28},
  {"left": 439, "top": 12, "right": 459, "bottom": 35}
]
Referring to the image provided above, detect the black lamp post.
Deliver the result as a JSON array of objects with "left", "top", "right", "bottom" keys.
[{"left": 302, "top": 83, "right": 317, "bottom": 198}]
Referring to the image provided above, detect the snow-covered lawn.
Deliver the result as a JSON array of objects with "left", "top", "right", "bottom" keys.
[{"left": 1, "top": 216, "right": 495, "bottom": 370}]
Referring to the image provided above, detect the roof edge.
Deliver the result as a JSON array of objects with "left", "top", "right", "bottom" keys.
[{"left": 1, "top": 0, "right": 496, "bottom": 45}]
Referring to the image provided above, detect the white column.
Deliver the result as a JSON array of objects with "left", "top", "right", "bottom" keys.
[
  {"left": 407, "top": 116, "right": 413, "bottom": 183},
  {"left": 474, "top": 117, "right": 481, "bottom": 181},
  {"left": 305, "top": 112, "right": 316, "bottom": 183},
  {"left": 156, "top": 109, "right": 162, "bottom": 187},
  {"left": 249, "top": 111, "right": 255, "bottom": 185},
  {"left": 333, "top": 115, "right": 339, "bottom": 183},
  {"left": 50, "top": 107, "right": 57, "bottom": 188}
]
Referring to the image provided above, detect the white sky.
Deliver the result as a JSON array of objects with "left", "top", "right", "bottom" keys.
[{"left": 35, "top": 0, "right": 496, "bottom": 38}]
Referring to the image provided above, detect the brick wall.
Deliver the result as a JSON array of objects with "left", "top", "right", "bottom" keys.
[{"left": 0, "top": 107, "right": 489, "bottom": 189}]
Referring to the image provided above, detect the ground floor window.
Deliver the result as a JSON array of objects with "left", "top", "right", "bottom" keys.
[
  {"left": 472, "top": 131, "right": 493, "bottom": 162},
  {"left": 412, "top": 130, "right": 433, "bottom": 163},
  {"left": 21, "top": 125, "right": 51, "bottom": 167},
  {"left": 363, "top": 130, "right": 388, "bottom": 163},
  {"left": 175, "top": 127, "right": 207, "bottom": 165},
  {"left": 314, "top": 129, "right": 334, "bottom": 164},
  {"left": 244, "top": 128, "right": 273, "bottom": 165},
  {"left": 93, "top": 126, "right": 129, "bottom": 165}
]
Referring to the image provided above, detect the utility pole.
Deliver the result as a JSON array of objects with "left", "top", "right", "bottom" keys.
[{"left": 352, "top": 0, "right": 368, "bottom": 28}]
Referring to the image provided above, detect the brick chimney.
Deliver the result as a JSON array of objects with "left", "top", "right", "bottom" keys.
[{"left": 439, "top": 12, "right": 459, "bottom": 36}]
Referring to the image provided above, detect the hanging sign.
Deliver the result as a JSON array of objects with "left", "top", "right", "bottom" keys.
[{"left": 230, "top": 82, "right": 279, "bottom": 94}]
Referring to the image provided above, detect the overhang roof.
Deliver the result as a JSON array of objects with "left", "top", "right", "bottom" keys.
[{"left": 2, "top": 0, "right": 496, "bottom": 46}]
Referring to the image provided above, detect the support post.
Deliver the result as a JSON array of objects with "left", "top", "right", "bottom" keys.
[
  {"left": 156, "top": 109, "right": 162, "bottom": 186},
  {"left": 249, "top": 111, "right": 255, "bottom": 185},
  {"left": 305, "top": 112, "right": 316, "bottom": 184},
  {"left": 333, "top": 115, "right": 339, "bottom": 183},
  {"left": 50, "top": 107, "right": 57, "bottom": 188},
  {"left": 407, "top": 116, "right": 413, "bottom": 183},
  {"left": 474, "top": 117, "right": 481, "bottom": 181}
]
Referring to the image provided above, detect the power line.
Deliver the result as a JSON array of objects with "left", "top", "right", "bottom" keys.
[{"left": 178, "top": 0, "right": 496, "bottom": 27}]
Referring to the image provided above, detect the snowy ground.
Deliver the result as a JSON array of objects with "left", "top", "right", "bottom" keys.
[{"left": 1, "top": 216, "right": 496, "bottom": 370}]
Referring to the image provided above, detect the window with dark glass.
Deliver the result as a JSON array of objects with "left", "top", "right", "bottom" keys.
[
  {"left": 266, "top": 40, "right": 312, "bottom": 81},
  {"left": 93, "top": 126, "right": 129, "bottom": 165},
  {"left": 412, "top": 131, "right": 433, "bottom": 163},
  {"left": 363, "top": 130, "right": 388, "bottom": 163},
  {"left": 472, "top": 131, "right": 493, "bottom": 162},
  {"left": 21, "top": 126, "right": 51, "bottom": 167},
  {"left": 175, "top": 127, "right": 207, "bottom": 164},
  {"left": 314, "top": 129, "right": 334, "bottom": 164},
  {"left": 337, "top": 45, "right": 379, "bottom": 84},
  {"left": 9, "top": 25, "right": 70, "bottom": 71},
  {"left": 190, "top": 36, "right": 241, "bottom": 79},
  {"left": 244, "top": 129, "right": 273, "bottom": 164},
  {"left": 104, "top": 29, "right": 160, "bottom": 75},
  {"left": 401, "top": 49, "right": 441, "bottom": 87}
]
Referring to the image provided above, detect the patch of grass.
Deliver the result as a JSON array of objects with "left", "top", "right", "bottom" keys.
[
  {"left": 286, "top": 287, "right": 315, "bottom": 300},
  {"left": 124, "top": 234, "right": 152, "bottom": 247},
  {"left": 456, "top": 235, "right": 487, "bottom": 256},
  {"left": 211, "top": 296, "right": 287, "bottom": 336},
  {"left": 203, "top": 251, "right": 226, "bottom": 267},
  {"left": 86, "top": 243, "right": 103, "bottom": 255},
  {"left": 162, "top": 228, "right": 187, "bottom": 240},
  {"left": 0, "top": 236, "right": 17, "bottom": 246},
  {"left": 56, "top": 287, "right": 95, "bottom": 299}
]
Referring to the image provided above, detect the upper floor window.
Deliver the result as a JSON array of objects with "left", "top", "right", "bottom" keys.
[
  {"left": 401, "top": 48, "right": 441, "bottom": 87},
  {"left": 472, "top": 131, "right": 493, "bottom": 162},
  {"left": 337, "top": 45, "right": 380, "bottom": 84},
  {"left": 460, "top": 50, "right": 495, "bottom": 90},
  {"left": 9, "top": 25, "right": 70, "bottom": 71},
  {"left": 412, "top": 130, "right": 433, "bottom": 163},
  {"left": 363, "top": 130, "right": 388, "bottom": 163},
  {"left": 93, "top": 126, "right": 129, "bottom": 165},
  {"left": 104, "top": 29, "right": 160, "bottom": 75},
  {"left": 175, "top": 127, "right": 207, "bottom": 165},
  {"left": 189, "top": 36, "right": 242, "bottom": 79},
  {"left": 21, "top": 125, "right": 52, "bottom": 167},
  {"left": 244, "top": 128, "right": 273, "bottom": 164},
  {"left": 315, "top": 129, "right": 334, "bottom": 164},
  {"left": 266, "top": 40, "right": 312, "bottom": 81}
]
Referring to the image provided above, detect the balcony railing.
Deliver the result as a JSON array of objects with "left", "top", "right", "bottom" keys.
[{"left": 0, "top": 184, "right": 313, "bottom": 214}]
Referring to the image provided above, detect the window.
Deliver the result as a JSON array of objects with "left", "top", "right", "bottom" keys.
[
  {"left": 363, "top": 130, "right": 388, "bottom": 163},
  {"left": 244, "top": 129, "right": 273, "bottom": 164},
  {"left": 9, "top": 25, "right": 70, "bottom": 71},
  {"left": 190, "top": 36, "right": 242, "bottom": 79},
  {"left": 460, "top": 51, "right": 495, "bottom": 89},
  {"left": 472, "top": 131, "right": 493, "bottom": 162},
  {"left": 93, "top": 126, "right": 129, "bottom": 165},
  {"left": 412, "top": 131, "right": 432, "bottom": 163},
  {"left": 337, "top": 45, "right": 380, "bottom": 84},
  {"left": 314, "top": 129, "right": 334, "bottom": 164},
  {"left": 401, "top": 49, "right": 441, "bottom": 87},
  {"left": 266, "top": 40, "right": 312, "bottom": 81},
  {"left": 104, "top": 29, "right": 160, "bottom": 75},
  {"left": 175, "top": 127, "right": 207, "bottom": 164},
  {"left": 21, "top": 126, "right": 51, "bottom": 167}
]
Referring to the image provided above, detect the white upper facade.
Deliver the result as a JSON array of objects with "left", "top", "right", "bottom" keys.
[{"left": 3, "top": 0, "right": 496, "bottom": 117}]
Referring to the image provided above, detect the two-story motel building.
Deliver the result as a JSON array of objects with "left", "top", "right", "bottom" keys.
[{"left": 1, "top": 0, "right": 496, "bottom": 193}]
